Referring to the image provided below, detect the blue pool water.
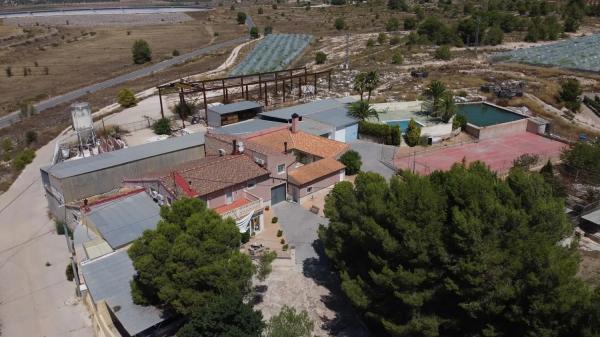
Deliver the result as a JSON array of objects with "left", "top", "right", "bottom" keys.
[
  {"left": 384, "top": 119, "right": 425, "bottom": 133},
  {"left": 457, "top": 103, "right": 526, "bottom": 127}
]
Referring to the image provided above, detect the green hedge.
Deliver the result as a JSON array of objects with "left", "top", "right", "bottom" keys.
[{"left": 358, "top": 121, "right": 401, "bottom": 145}]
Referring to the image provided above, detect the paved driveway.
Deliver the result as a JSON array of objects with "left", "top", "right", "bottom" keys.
[
  {"left": 272, "top": 203, "right": 370, "bottom": 337},
  {"left": 349, "top": 140, "right": 396, "bottom": 179},
  {"left": 273, "top": 202, "right": 328, "bottom": 266}
]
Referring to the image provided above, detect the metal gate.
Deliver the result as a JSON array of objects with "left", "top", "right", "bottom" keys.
[{"left": 271, "top": 184, "right": 286, "bottom": 205}]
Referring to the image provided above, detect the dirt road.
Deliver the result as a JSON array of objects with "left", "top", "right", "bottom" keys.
[{"left": 0, "top": 137, "right": 93, "bottom": 337}]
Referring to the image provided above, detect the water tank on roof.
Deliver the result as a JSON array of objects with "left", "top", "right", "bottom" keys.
[{"left": 71, "top": 102, "right": 93, "bottom": 131}]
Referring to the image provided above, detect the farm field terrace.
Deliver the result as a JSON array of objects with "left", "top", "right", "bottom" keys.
[{"left": 0, "top": 9, "right": 246, "bottom": 116}]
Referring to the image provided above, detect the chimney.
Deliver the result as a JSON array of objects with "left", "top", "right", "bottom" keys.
[
  {"left": 284, "top": 141, "right": 288, "bottom": 154},
  {"left": 232, "top": 139, "right": 237, "bottom": 154},
  {"left": 291, "top": 113, "right": 300, "bottom": 133}
]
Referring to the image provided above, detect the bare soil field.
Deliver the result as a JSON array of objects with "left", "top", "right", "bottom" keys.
[
  {"left": 0, "top": 8, "right": 245, "bottom": 115},
  {"left": 0, "top": 41, "right": 231, "bottom": 192}
]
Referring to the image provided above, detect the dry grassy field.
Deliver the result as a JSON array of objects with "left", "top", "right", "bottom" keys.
[
  {"left": 0, "top": 8, "right": 246, "bottom": 115},
  {"left": 251, "top": 4, "right": 413, "bottom": 37}
]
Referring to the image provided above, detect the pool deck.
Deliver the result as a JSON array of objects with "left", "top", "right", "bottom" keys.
[
  {"left": 371, "top": 101, "right": 434, "bottom": 124},
  {"left": 394, "top": 132, "right": 567, "bottom": 175}
]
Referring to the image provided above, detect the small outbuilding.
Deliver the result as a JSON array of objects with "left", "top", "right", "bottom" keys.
[{"left": 207, "top": 101, "right": 263, "bottom": 127}]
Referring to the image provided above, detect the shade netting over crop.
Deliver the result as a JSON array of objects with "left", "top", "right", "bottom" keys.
[
  {"left": 492, "top": 34, "right": 600, "bottom": 72},
  {"left": 230, "top": 34, "right": 312, "bottom": 76}
]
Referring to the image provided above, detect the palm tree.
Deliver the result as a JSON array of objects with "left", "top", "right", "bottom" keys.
[
  {"left": 353, "top": 73, "right": 367, "bottom": 101},
  {"left": 435, "top": 91, "right": 457, "bottom": 123},
  {"left": 423, "top": 80, "right": 447, "bottom": 109},
  {"left": 364, "top": 71, "right": 380, "bottom": 101},
  {"left": 348, "top": 101, "right": 379, "bottom": 121}
]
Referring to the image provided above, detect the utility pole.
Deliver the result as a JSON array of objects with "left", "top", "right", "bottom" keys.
[{"left": 344, "top": 32, "right": 350, "bottom": 70}]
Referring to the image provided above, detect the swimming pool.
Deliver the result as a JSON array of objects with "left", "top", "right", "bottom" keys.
[
  {"left": 384, "top": 119, "right": 425, "bottom": 133},
  {"left": 457, "top": 103, "right": 526, "bottom": 127}
]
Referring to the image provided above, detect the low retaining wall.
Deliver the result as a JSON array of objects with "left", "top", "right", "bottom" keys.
[{"left": 465, "top": 118, "right": 529, "bottom": 140}]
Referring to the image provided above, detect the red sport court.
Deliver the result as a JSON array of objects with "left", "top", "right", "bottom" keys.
[{"left": 394, "top": 132, "right": 568, "bottom": 175}]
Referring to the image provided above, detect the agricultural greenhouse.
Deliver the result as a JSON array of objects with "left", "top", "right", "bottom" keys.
[
  {"left": 492, "top": 34, "right": 600, "bottom": 72},
  {"left": 230, "top": 33, "right": 312, "bottom": 76}
]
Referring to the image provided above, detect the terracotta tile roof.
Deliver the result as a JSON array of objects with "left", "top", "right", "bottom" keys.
[
  {"left": 246, "top": 129, "right": 349, "bottom": 159},
  {"left": 158, "top": 155, "right": 269, "bottom": 197},
  {"left": 287, "top": 158, "right": 345, "bottom": 186},
  {"left": 213, "top": 198, "right": 251, "bottom": 214}
]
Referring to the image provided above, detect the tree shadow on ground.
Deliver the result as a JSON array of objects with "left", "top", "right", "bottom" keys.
[{"left": 302, "top": 240, "right": 370, "bottom": 337}]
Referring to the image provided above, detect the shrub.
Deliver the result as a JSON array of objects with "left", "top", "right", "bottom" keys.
[
  {"left": 272, "top": 3, "right": 277, "bottom": 9},
  {"left": 282, "top": 244, "right": 289, "bottom": 251},
  {"left": 366, "top": 38, "right": 375, "bottom": 47},
  {"left": 386, "top": 17, "right": 400, "bottom": 31},
  {"left": 377, "top": 32, "right": 387, "bottom": 45},
  {"left": 55, "top": 220, "right": 66, "bottom": 235},
  {"left": 117, "top": 88, "right": 137, "bottom": 108},
  {"left": 241, "top": 230, "right": 250, "bottom": 244},
  {"left": 25, "top": 130, "right": 38, "bottom": 145},
  {"left": 453, "top": 114, "right": 467, "bottom": 130},
  {"left": 334, "top": 18, "right": 346, "bottom": 30},
  {"left": 512, "top": 153, "right": 540, "bottom": 170},
  {"left": 1, "top": 138, "right": 13, "bottom": 153},
  {"left": 258, "top": 7, "right": 264, "bottom": 14},
  {"left": 264, "top": 26, "right": 273, "bottom": 35},
  {"left": 271, "top": 216, "right": 278, "bottom": 223},
  {"left": 390, "top": 125, "right": 401, "bottom": 145},
  {"left": 434, "top": 45, "right": 452, "bottom": 60},
  {"left": 66, "top": 263, "right": 74, "bottom": 281},
  {"left": 405, "top": 119, "right": 421, "bottom": 147},
  {"left": 404, "top": 17, "right": 417, "bottom": 30},
  {"left": 359, "top": 121, "right": 393, "bottom": 145},
  {"left": 340, "top": 150, "right": 362, "bottom": 175},
  {"left": 559, "top": 78, "right": 582, "bottom": 112},
  {"left": 132, "top": 39, "right": 151, "bottom": 64},
  {"left": 250, "top": 27, "right": 259, "bottom": 39},
  {"left": 152, "top": 118, "right": 171, "bottom": 135},
  {"left": 172, "top": 49, "right": 180, "bottom": 56},
  {"left": 237, "top": 12, "right": 247, "bottom": 24},
  {"left": 280, "top": 238, "right": 285, "bottom": 245},
  {"left": 12, "top": 148, "right": 35, "bottom": 170},
  {"left": 389, "top": 35, "right": 401, "bottom": 45},
  {"left": 392, "top": 52, "right": 404, "bottom": 64},
  {"left": 315, "top": 51, "right": 327, "bottom": 64},
  {"left": 388, "top": 0, "right": 408, "bottom": 11},
  {"left": 276, "top": 229, "right": 283, "bottom": 237}
]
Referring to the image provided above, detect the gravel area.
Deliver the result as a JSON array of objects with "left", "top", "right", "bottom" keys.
[{"left": 4, "top": 13, "right": 195, "bottom": 27}]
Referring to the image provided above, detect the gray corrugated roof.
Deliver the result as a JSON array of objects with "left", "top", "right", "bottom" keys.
[
  {"left": 212, "top": 118, "right": 284, "bottom": 135},
  {"left": 88, "top": 192, "right": 161, "bottom": 249},
  {"left": 42, "top": 133, "right": 204, "bottom": 179},
  {"left": 298, "top": 118, "right": 332, "bottom": 136},
  {"left": 259, "top": 98, "right": 347, "bottom": 121},
  {"left": 82, "top": 251, "right": 166, "bottom": 336},
  {"left": 307, "top": 107, "right": 359, "bottom": 129},
  {"left": 73, "top": 223, "right": 98, "bottom": 246},
  {"left": 208, "top": 101, "right": 262, "bottom": 115},
  {"left": 583, "top": 209, "right": 600, "bottom": 225}
]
